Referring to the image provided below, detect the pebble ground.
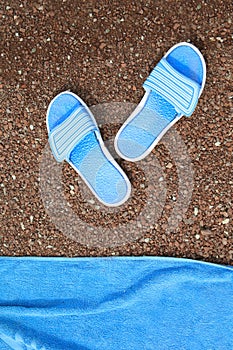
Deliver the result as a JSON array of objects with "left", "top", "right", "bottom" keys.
[{"left": 0, "top": 0, "right": 232, "bottom": 264}]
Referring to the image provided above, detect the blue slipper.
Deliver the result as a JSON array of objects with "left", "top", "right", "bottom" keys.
[
  {"left": 115, "top": 42, "right": 206, "bottom": 161},
  {"left": 47, "top": 92, "right": 131, "bottom": 206}
]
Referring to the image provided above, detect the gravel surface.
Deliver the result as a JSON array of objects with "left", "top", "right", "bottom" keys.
[{"left": 1, "top": 0, "right": 232, "bottom": 264}]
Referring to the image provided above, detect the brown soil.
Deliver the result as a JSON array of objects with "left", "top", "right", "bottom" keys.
[{"left": 0, "top": 0, "right": 232, "bottom": 264}]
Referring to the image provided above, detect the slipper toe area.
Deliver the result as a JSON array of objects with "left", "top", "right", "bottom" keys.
[
  {"left": 166, "top": 44, "right": 205, "bottom": 86},
  {"left": 47, "top": 92, "right": 81, "bottom": 132}
]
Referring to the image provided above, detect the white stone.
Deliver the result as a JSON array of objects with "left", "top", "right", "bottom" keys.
[{"left": 166, "top": 162, "right": 173, "bottom": 169}]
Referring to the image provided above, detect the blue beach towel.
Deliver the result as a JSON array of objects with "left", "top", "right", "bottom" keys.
[{"left": 0, "top": 256, "right": 232, "bottom": 350}]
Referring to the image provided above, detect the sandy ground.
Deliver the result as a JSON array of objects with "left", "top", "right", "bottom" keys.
[{"left": 0, "top": 0, "right": 232, "bottom": 264}]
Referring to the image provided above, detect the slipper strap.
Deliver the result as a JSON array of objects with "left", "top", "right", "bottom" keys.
[
  {"left": 143, "top": 58, "right": 201, "bottom": 116},
  {"left": 49, "top": 106, "right": 97, "bottom": 162}
]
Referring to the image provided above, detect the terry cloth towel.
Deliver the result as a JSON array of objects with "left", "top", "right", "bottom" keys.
[{"left": 0, "top": 257, "right": 232, "bottom": 350}]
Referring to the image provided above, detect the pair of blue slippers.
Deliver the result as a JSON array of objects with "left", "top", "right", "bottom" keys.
[{"left": 47, "top": 42, "right": 206, "bottom": 207}]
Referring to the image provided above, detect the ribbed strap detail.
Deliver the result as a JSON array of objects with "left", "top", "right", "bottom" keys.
[
  {"left": 143, "top": 58, "right": 200, "bottom": 116},
  {"left": 49, "top": 106, "right": 97, "bottom": 162}
]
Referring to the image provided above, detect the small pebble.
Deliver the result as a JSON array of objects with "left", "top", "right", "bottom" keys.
[
  {"left": 216, "top": 37, "right": 224, "bottom": 43},
  {"left": 99, "top": 43, "right": 106, "bottom": 50},
  {"left": 222, "top": 238, "right": 228, "bottom": 245},
  {"left": 166, "top": 162, "right": 173, "bottom": 169}
]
